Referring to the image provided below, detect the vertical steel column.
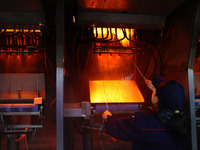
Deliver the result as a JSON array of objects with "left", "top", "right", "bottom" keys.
[
  {"left": 7, "top": 116, "right": 20, "bottom": 150},
  {"left": 188, "top": 1, "right": 200, "bottom": 150},
  {"left": 56, "top": 0, "right": 64, "bottom": 150},
  {"left": 188, "top": 69, "right": 197, "bottom": 150}
]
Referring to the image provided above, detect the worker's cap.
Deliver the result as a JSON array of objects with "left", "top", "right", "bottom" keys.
[{"left": 152, "top": 76, "right": 186, "bottom": 111}]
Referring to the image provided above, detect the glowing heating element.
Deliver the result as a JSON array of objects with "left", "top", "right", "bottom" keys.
[
  {"left": 89, "top": 80, "right": 144, "bottom": 103},
  {"left": 93, "top": 27, "right": 136, "bottom": 47}
]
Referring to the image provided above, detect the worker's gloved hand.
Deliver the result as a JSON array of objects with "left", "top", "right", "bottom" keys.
[
  {"left": 102, "top": 110, "right": 112, "bottom": 120},
  {"left": 145, "top": 79, "right": 156, "bottom": 92}
]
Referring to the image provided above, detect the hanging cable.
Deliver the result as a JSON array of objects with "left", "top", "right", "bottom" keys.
[
  {"left": 50, "top": 98, "right": 56, "bottom": 112},
  {"left": 122, "top": 28, "right": 163, "bottom": 75},
  {"left": 25, "top": 134, "right": 29, "bottom": 150},
  {"left": 98, "top": 130, "right": 105, "bottom": 150},
  {"left": 93, "top": 27, "right": 128, "bottom": 43},
  {"left": 102, "top": 81, "right": 109, "bottom": 111},
  {"left": 131, "top": 59, "right": 147, "bottom": 82}
]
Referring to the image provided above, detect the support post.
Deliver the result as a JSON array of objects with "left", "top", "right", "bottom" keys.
[
  {"left": 187, "top": 1, "right": 200, "bottom": 149},
  {"left": 56, "top": 0, "right": 64, "bottom": 149}
]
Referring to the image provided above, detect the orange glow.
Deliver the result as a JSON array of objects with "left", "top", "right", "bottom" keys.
[
  {"left": 89, "top": 80, "right": 144, "bottom": 103},
  {"left": 97, "top": 54, "right": 121, "bottom": 71},
  {"left": 0, "top": 92, "right": 41, "bottom": 99},
  {"left": 0, "top": 104, "right": 36, "bottom": 107},
  {"left": 34, "top": 97, "right": 42, "bottom": 104},
  {"left": 82, "top": 0, "right": 129, "bottom": 10},
  {"left": 1, "top": 29, "right": 41, "bottom": 33},
  {"left": 0, "top": 28, "right": 42, "bottom": 54},
  {"left": 73, "top": 16, "right": 76, "bottom": 23},
  {"left": 93, "top": 27, "right": 135, "bottom": 47}
]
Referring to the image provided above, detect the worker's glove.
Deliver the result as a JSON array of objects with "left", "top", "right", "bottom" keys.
[
  {"left": 145, "top": 79, "right": 156, "bottom": 92},
  {"left": 102, "top": 110, "right": 112, "bottom": 120}
]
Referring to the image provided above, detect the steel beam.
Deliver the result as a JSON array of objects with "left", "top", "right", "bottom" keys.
[
  {"left": 187, "top": 0, "right": 200, "bottom": 150},
  {"left": 0, "top": 12, "right": 45, "bottom": 25},
  {"left": 0, "top": 111, "right": 40, "bottom": 115},
  {"left": 77, "top": 11, "right": 165, "bottom": 29},
  {"left": 188, "top": 69, "right": 197, "bottom": 150},
  {"left": 56, "top": 0, "right": 64, "bottom": 150}
]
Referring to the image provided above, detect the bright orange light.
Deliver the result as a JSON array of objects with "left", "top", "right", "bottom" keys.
[
  {"left": 0, "top": 104, "right": 36, "bottom": 107},
  {"left": 72, "top": 16, "right": 76, "bottom": 23},
  {"left": 82, "top": 0, "right": 129, "bottom": 10},
  {"left": 97, "top": 54, "right": 121, "bottom": 71},
  {"left": 93, "top": 27, "right": 135, "bottom": 47},
  {"left": 93, "top": 27, "right": 114, "bottom": 40},
  {"left": 1, "top": 29, "right": 41, "bottom": 33},
  {"left": 89, "top": 80, "right": 144, "bottom": 103},
  {"left": 34, "top": 97, "right": 42, "bottom": 104}
]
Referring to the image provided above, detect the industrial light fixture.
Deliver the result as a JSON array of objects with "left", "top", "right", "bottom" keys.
[
  {"left": 0, "top": 26, "right": 44, "bottom": 55},
  {"left": 93, "top": 27, "right": 136, "bottom": 47}
]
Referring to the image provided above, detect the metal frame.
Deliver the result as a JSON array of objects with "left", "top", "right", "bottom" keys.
[
  {"left": 63, "top": 102, "right": 91, "bottom": 118},
  {"left": 0, "top": 124, "right": 43, "bottom": 134},
  {"left": 0, "top": 111, "right": 40, "bottom": 115},
  {"left": 0, "top": 12, "right": 45, "bottom": 25},
  {"left": 188, "top": 69, "right": 198, "bottom": 150},
  {"left": 187, "top": 1, "right": 200, "bottom": 149},
  {"left": 1, "top": 124, "right": 43, "bottom": 129},
  {"left": 56, "top": 0, "right": 64, "bottom": 150},
  {"left": 64, "top": 103, "right": 83, "bottom": 118},
  {"left": 63, "top": 102, "right": 141, "bottom": 117},
  {"left": 77, "top": 11, "right": 165, "bottom": 29},
  {"left": 56, "top": 1, "right": 200, "bottom": 150}
]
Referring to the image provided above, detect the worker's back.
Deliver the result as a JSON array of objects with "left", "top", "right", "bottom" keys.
[
  {"left": 132, "top": 110, "right": 185, "bottom": 150},
  {"left": 105, "top": 110, "right": 186, "bottom": 150}
]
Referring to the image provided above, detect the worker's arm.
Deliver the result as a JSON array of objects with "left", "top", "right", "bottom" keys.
[
  {"left": 145, "top": 79, "right": 156, "bottom": 92},
  {"left": 102, "top": 110, "right": 112, "bottom": 120},
  {"left": 102, "top": 110, "right": 137, "bottom": 141}
]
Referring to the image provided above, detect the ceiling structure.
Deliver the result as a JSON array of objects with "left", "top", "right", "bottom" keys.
[
  {"left": 76, "top": 0, "right": 189, "bottom": 28},
  {"left": 0, "top": 0, "right": 189, "bottom": 27},
  {"left": 77, "top": 0, "right": 188, "bottom": 16}
]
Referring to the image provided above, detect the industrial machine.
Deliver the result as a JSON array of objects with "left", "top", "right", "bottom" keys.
[
  {"left": 57, "top": 0, "right": 200, "bottom": 150},
  {"left": 0, "top": 0, "right": 199, "bottom": 150},
  {"left": 0, "top": 73, "right": 45, "bottom": 126},
  {"left": 62, "top": 23, "right": 164, "bottom": 149},
  {"left": 0, "top": 1, "right": 48, "bottom": 149},
  {"left": 0, "top": 25, "right": 46, "bottom": 149}
]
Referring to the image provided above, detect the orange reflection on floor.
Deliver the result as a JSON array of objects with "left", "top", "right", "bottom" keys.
[{"left": 89, "top": 80, "right": 144, "bottom": 103}]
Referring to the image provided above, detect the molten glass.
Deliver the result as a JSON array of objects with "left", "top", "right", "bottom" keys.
[{"left": 89, "top": 80, "right": 144, "bottom": 103}]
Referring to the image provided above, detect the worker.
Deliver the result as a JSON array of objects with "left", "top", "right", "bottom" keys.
[{"left": 102, "top": 76, "right": 189, "bottom": 150}]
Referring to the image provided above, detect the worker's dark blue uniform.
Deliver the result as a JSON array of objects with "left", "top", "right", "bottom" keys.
[{"left": 105, "top": 110, "right": 185, "bottom": 150}]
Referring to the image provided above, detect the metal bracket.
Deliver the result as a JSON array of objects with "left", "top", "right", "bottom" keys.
[{"left": 64, "top": 102, "right": 92, "bottom": 118}]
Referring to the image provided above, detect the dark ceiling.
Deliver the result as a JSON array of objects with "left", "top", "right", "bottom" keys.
[
  {"left": 76, "top": 0, "right": 189, "bottom": 29},
  {"left": 0, "top": 0, "right": 189, "bottom": 26},
  {"left": 77, "top": 0, "right": 189, "bottom": 16},
  {"left": 0, "top": 0, "right": 55, "bottom": 26}
]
